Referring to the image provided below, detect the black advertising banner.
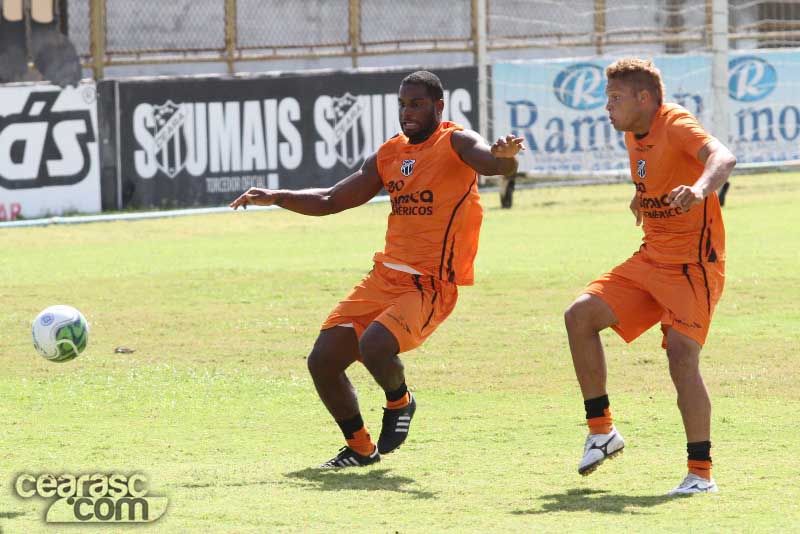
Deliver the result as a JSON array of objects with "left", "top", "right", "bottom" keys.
[{"left": 104, "top": 66, "right": 478, "bottom": 209}]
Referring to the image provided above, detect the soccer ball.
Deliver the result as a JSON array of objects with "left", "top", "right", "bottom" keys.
[{"left": 31, "top": 305, "right": 89, "bottom": 362}]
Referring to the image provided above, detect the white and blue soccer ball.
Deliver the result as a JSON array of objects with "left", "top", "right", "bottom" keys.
[{"left": 31, "top": 305, "right": 89, "bottom": 362}]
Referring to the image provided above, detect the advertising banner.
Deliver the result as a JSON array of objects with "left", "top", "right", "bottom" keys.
[
  {"left": 727, "top": 49, "right": 800, "bottom": 165},
  {"left": 492, "top": 50, "right": 800, "bottom": 174},
  {"left": 104, "top": 67, "right": 478, "bottom": 209},
  {"left": 0, "top": 84, "right": 100, "bottom": 221}
]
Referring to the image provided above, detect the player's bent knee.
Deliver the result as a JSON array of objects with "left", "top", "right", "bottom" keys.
[
  {"left": 666, "top": 346, "right": 702, "bottom": 385},
  {"left": 564, "top": 294, "right": 615, "bottom": 333},
  {"left": 358, "top": 342, "right": 387, "bottom": 369},
  {"left": 306, "top": 343, "right": 354, "bottom": 377},
  {"left": 666, "top": 330, "right": 701, "bottom": 366},
  {"left": 306, "top": 326, "right": 360, "bottom": 377},
  {"left": 306, "top": 348, "right": 329, "bottom": 377},
  {"left": 563, "top": 305, "right": 580, "bottom": 331},
  {"left": 666, "top": 348, "right": 699, "bottom": 372},
  {"left": 358, "top": 323, "right": 399, "bottom": 366},
  {"left": 358, "top": 341, "right": 400, "bottom": 372}
]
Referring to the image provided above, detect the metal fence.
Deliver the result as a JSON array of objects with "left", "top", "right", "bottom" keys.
[
  {"left": 68, "top": 0, "right": 478, "bottom": 78},
  {"left": 65, "top": 0, "right": 800, "bottom": 79}
]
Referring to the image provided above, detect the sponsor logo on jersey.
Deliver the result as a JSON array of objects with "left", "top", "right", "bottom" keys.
[
  {"left": 390, "top": 189, "right": 434, "bottom": 216},
  {"left": 675, "top": 317, "right": 702, "bottom": 329},
  {"left": 639, "top": 193, "right": 684, "bottom": 219}
]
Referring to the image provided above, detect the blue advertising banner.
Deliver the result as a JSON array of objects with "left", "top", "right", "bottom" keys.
[
  {"left": 727, "top": 49, "right": 800, "bottom": 165},
  {"left": 492, "top": 50, "right": 800, "bottom": 174}
]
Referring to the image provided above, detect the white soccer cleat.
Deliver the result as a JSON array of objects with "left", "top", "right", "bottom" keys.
[
  {"left": 578, "top": 427, "right": 625, "bottom": 476},
  {"left": 667, "top": 473, "right": 719, "bottom": 495}
]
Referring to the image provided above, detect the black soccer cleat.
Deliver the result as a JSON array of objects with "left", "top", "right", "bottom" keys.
[
  {"left": 377, "top": 393, "right": 417, "bottom": 454},
  {"left": 319, "top": 446, "right": 380, "bottom": 469}
]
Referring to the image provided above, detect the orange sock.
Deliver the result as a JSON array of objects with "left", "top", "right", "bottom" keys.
[
  {"left": 386, "top": 392, "right": 410, "bottom": 410},
  {"left": 587, "top": 407, "right": 613, "bottom": 435},
  {"left": 346, "top": 427, "right": 375, "bottom": 456},
  {"left": 688, "top": 459, "right": 712, "bottom": 480}
]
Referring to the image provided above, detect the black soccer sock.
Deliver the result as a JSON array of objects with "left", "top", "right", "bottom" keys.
[
  {"left": 687, "top": 440, "right": 712, "bottom": 462},
  {"left": 336, "top": 413, "right": 365, "bottom": 440},
  {"left": 584, "top": 394, "right": 610, "bottom": 420},
  {"left": 385, "top": 382, "right": 408, "bottom": 403}
]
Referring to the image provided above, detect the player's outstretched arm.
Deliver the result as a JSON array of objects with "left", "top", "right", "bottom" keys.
[
  {"left": 450, "top": 130, "right": 524, "bottom": 177},
  {"left": 229, "top": 153, "right": 384, "bottom": 216},
  {"left": 667, "top": 140, "right": 737, "bottom": 211}
]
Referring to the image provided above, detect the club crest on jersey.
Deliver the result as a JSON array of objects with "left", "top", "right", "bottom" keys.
[
  {"left": 150, "top": 100, "right": 188, "bottom": 178},
  {"left": 400, "top": 159, "right": 416, "bottom": 177},
  {"left": 637, "top": 159, "right": 646, "bottom": 179}
]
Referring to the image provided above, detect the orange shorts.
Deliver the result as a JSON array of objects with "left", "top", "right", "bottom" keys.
[
  {"left": 584, "top": 252, "right": 725, "bottom": 347},
  {"left": 321, "top": 262, "right": 459, "bottom": 353}
]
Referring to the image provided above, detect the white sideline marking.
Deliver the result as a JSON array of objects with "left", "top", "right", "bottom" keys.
[{"left": 1, "top": 195, "right": 388, "bottom": 229}]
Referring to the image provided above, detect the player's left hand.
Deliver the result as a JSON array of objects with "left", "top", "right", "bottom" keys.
[
  {"left": 491, "top": 134, "right": 526, "bottom": 158},
  {"left": 667, "top": 185, "right": 704, "bottom": 211}
]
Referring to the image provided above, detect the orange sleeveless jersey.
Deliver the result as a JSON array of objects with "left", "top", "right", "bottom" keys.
[
  {"left": 626, "top": 103, "right": 725, "bottom": 264},
  {"left": 373, "top": 121, "right": 483, "bottom": 285}
]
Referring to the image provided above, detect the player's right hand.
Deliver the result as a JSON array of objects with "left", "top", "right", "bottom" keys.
[
  {"left": 229, "top": 188, "right": 277, "bottom": 210},
  {"left": 630, "top": 192, "right": 643, "bottom": 226},
  {"left": 491, "top": 134, "right": 526, "bottom": 158}
]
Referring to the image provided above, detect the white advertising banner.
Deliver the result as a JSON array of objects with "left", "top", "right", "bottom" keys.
[
  {"left": 0, "top": 83, "right": 100, "bottom": 221},
  {"left": 492, "top": 50, "right": 800, "bottom": 174},
  {"left": 726, "top": 49, "right": 800, "bottom": 165}
]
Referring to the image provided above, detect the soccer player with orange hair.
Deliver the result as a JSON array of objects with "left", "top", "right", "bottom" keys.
[
  {"left": 231, "top": 71, "right": 524, "bottom": 468},
  {"left": 564, "top": 58, "right": 736, "bottom": 494}
]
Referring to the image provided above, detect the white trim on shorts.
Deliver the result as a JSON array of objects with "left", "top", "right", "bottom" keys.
[{"left": 382, "top": 262, "right": 423, "bottom": 275}]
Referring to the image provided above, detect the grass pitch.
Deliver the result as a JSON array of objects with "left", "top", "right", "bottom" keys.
[{"left": 1, "top": 172, "right": 799, "bottom": 533}]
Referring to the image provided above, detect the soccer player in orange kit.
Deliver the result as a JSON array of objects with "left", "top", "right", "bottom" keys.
[
  {"left": 564, "top": 58, "right": 736, "bottom": 494},
  {"left": 230, "top": 71, "right": 524, "bottom": 468}
]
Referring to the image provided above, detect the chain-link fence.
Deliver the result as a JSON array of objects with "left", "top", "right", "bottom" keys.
[
  {"left": 62, "top": 0, "right": 800, "bottom": 79},
  {"left": 237, "top": 0, "right": 349, "bottom": 50}
]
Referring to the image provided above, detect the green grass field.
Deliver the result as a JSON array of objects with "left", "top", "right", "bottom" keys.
[{"left": 1, "top": 172, "right": 799, "bottom": 533}]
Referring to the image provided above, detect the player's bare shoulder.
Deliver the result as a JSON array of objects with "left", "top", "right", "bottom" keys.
[{"left": 450, "top": 128, "right": 483, "bottom": 152}]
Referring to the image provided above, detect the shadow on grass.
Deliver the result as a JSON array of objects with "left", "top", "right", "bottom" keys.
[
  {"left": 176, "top": 480, "right": 277, "bottom": 489},
  {"left": 0, "top": 511, "right": 26, "bottom": 519},
  {"left": 284, "top": 468, "right": 437, "bottom": 499},
  {"left": 512, "top": 488, "right": 682, "bottom": 515}
]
